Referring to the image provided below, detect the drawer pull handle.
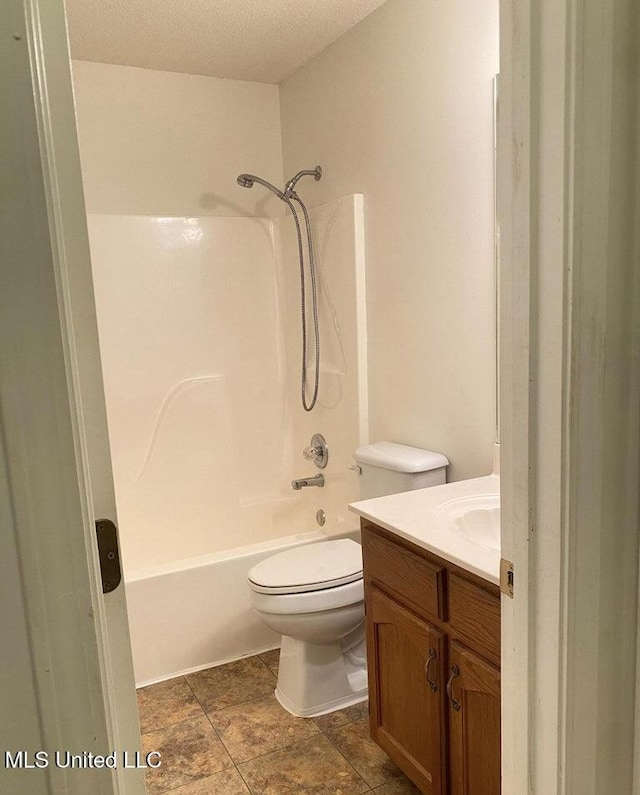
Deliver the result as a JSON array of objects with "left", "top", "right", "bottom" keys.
[
  {"left": 425, "top": 648, "right": 438, "bottom": 692},
  {"left": 447, "top": 664, "right": 461, "bottom": 711}
]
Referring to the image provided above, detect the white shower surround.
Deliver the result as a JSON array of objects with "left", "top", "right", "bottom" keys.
[{"left": 88, "top": 195, "right": 367, "bottom": 682}]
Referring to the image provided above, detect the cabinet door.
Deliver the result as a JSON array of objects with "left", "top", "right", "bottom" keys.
[
  {"left": 447, "top": 641, "right": 501, "bottom": 795},
  {"left": 367, "top": 585, "right": 446, "bottom": 795}
]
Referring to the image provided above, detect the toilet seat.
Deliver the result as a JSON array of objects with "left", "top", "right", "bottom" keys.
[
  {"left": 248, "top": 539, "right": 363, "bottom": 595},
  {"left": 249, "top": 577, "right": 364, "bottom": 615}
]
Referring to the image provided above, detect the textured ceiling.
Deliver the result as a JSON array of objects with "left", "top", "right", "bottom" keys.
[{"left": 65, "top": 0, "right": 390, "bottom": 84}]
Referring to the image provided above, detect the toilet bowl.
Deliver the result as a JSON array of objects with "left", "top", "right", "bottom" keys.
[{"left": 248, "top": 538, "right": 367, "bottom": 717}]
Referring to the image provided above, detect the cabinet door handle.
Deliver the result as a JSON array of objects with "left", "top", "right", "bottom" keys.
[
  {"left": 424, "top": 648, "right": 438, "bottom": 692},
  {"left": 447, "top": 664, "right": 461, "bottom": 711}
]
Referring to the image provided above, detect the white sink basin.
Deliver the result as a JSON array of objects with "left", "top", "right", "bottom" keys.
[{"left": 434, "top": 494, "right": 500, "bottom": 550}]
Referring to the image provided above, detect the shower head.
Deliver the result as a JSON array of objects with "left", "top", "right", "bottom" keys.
[
  {"left": 237, "top": 166, "right": 322, "bottom": 203},
  {"left": 236, "top": 173, "right": 287, "bottom": 202}
]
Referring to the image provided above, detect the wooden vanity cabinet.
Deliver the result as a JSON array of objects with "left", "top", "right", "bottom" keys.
[{"left": 362, "top": 521, "right": 501, "bottom": 795}]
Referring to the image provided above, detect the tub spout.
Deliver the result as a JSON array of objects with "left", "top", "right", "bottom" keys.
[{"left": 291, "top": 474, "right": 325, "bottom": 490}]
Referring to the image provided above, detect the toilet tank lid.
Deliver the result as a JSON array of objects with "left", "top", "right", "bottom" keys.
[
  {"left": 248, "top": 539, "right": 362, "bottom": 594},
  {"left": 354, "top": 442, "right": 449, "bottom": 473}
]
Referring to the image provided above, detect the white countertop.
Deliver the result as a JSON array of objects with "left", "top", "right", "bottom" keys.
[{"left": 349, "top": 474, "right": 501, "bottom": 585}]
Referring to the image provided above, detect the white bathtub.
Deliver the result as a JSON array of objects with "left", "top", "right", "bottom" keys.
[{"left": 126, "top": 522, "right": 361, "bottom": 686}]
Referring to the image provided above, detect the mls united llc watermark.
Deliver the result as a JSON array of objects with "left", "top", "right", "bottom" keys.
[{"left": 5, "top": 750, "right": 161, "bottom": 770}]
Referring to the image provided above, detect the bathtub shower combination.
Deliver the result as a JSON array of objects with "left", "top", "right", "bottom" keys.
[{"left": 88, "top": 193, "right": 368, "bottom": 686}]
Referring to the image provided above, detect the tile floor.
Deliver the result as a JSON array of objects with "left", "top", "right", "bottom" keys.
[{"left": 137, "top": 650, "right": 421, "bottom": 794}]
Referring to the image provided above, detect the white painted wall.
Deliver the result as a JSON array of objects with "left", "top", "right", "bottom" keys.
[
  {"left": 280, "top": 0, "right": 499, "bottom": 480},
  {"left": 71, "top": 61, "right": 284, "bottom": 217}
]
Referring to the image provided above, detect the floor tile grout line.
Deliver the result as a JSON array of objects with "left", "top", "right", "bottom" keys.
[
  {"left": 313, "top": 710, "right": 369, "bottom": 737},
  {"left": 139, "top": 709, "right": 212, "bottom": 741},
  {"left": 144, "top": 655, "right": 277, "bottom": 721},
  {"left": 255, "top": 653, "right": 277, "bottom": 674},
  {"left": 140, "top": 686, "right": 235, "bottom": 792},
  {"left": 208, "top": 721, "right": 323, "bottom": 769},
  {"left": 183, "top": 672, "right": 212, "bottom": 719},
  {"left": 142, "top": 741, "right": 236, "bottom": 794},
  {"left": 234, "top": 760, "right": 256, "bottom": 794},
  {"left": 201, "top": 707, "right": 243, "bottom": 767},
  {"left": 200, "top": 689, "right": 377, "bottom": 772},
  {"left": 137, "top": 675, "right": 207, "bottom": 735},
  {"left": 204, "top": 689, "right": 283, "bottom": 721},
  {"left": 198, "top": 688, "right": 315, "bottom": 761},
  {"left": 320, "top": 724, "right": 376, "bottom": 793},
  {"left": 232, "top": 730, "right": 329, "bottom": 770},
  {"left": 296, "top": 724, "right": 370, "bottom": 795},
  {"left": 257, "top": 647, "right": 280, "bottom": 661},
  {"left": 153, "top": 769, "right": 211, "bottom": 795},
  {"left": 153, "top": 765, "right": 245, "bottom": 795},
  {"left": 184, "top": 658, "right": 277, "bottom": 716}
]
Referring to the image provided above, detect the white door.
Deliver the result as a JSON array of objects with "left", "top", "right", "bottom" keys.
[
  {"left": 500, "top": 1, "right": 640, "bottom": 793},
  {"left": 0, "top": 1, "right": 144, "bottom": 793}
]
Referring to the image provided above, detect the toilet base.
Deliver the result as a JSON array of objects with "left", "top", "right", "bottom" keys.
[
  {"left": 275, "top": 683, "right": 368, "bottom": 718},
  {"left": 273, "top": 628, "right": 368, "bottom": 718}
]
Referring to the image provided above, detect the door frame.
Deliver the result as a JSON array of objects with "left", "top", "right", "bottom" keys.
[
  {"left": 500, "top": 0, "right": 640, "bottom": 793},
  {"left": 1, "top": 0, "right": 142, "bottom": 793}
]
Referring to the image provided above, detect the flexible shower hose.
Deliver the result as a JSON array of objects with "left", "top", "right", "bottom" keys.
[{"left": 286, "top": 194, "right": 320, "bottom": 412}]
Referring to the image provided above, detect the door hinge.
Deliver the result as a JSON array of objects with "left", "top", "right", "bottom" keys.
[
  {"left": 95, "top": 518, "right": 122, "bottom": 594},
  {"left": 500, "top": 558, "right": 514, "bottom": 598}
]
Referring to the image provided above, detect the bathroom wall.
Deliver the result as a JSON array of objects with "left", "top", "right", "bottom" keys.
[
  {"left": 280, "top": 0, "right": 499, "bottom": 480},
  {"left": 74, "top": 0, "right": 499, "bottom": 575},
  {"left": 71, "top": 61, "right": 284, "bottom": 217}
]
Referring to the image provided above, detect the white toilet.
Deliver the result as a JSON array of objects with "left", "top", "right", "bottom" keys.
[{"left": 247, "top": 441, "right": 449, "bottom": 718}]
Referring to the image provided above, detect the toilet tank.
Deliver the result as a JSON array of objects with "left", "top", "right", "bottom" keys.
[{"left": 354, "top": 442, "right": 449, "bottom": 500}]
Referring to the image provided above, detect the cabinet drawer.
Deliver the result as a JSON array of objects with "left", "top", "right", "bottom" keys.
[
  {"left": 363, "top": 525, "right": 445, "bottom": 621},
  {"left": 448, "top": 574, "right": 500, "bottom": 662}
]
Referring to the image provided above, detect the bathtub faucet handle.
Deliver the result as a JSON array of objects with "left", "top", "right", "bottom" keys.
[{"left": 302, "top": 433, "right": 328, "bottom": 469}]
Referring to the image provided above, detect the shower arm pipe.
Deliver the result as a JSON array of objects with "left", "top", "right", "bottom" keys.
[{"left": 284, "top": 166, "right": 322, "bottom": 199}]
